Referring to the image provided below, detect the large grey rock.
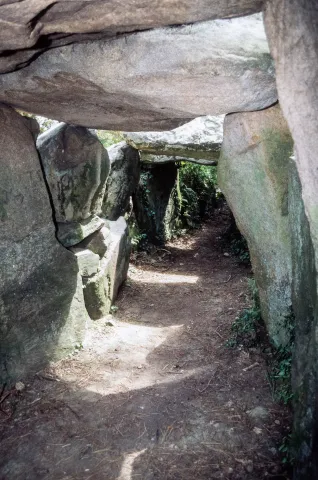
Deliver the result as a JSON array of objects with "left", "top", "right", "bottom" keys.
[
  {"left": 0, "top": 15, "right": 276, "bottom": 131},
  {"left": 83, "top": 218, "right": 131, "bottom": 319},
  {"left": 70, "top": 248, "right": 100, "bottom": 277},
  {"left": 76, "top": 226, "right": 111, "bottom": 259},
  {"left": 288, "top": 157, "right": 318, "bottom": 479},
  {"left": 218, "top": 104, "right": 294, "bottom": 346},
  {"left": 264, "top": 2, "right": 318, "bottom": 476},
  {"left": 139, "top": 153, "right": 217, "bottom": 166},
  {"left": 0, "top": 1, "right": 263, "bottom": 74},
  {"left": 133, "top": 164, "right": 178, "bottom": 245},
  {"left": 0, "top": 105, "right": 89, "bottom": 382},
  {"left": 103, "top": 142, "right": 140, "bottom": 221},
  {"left": 37, "top": 123, "right": 110, "bottom": 246},
  {"left": 125, "top": 116, "right": 224, "bottom": 162}
]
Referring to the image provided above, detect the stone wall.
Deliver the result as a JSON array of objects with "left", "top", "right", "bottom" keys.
[
  {"left": 0, "top": 113, "right": 131, "bottom": 382},
  {"left": 218, "top": 104, "right": 294, "bottom": 346},
  {"left": 264, "top": 2, "right": 318, "bottom": 476},
  {"left": 0, "top": 106, "right": 89, "bottom": 382}
]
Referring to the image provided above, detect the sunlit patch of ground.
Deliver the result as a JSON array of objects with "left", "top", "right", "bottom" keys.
[{"left": 0, "top": 210, "right": 291, "bottom": 480}]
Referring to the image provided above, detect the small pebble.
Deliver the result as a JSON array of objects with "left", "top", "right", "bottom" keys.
[{"left": 15, "top": 381, "right": 25, "bottom": 392}]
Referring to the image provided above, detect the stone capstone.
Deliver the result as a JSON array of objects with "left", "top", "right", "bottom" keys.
[
  {"left": 125, "top": 116, "right": 224, "bottom": 163},
  {"left": 37, "top": 123, "right": 110, "bottom": 246},
  {"left": 83, "top": 217, "right": 131, "bottom": 320},
  {"left": 133, "top": 163, "right": 178, "bottom": 245},
  {"left": 0, "top": 15, "right": 276, "bottom": 131},
  {"left": 0, "top": 105, "right": 89, "bottom": 382},
  {"left": 103, "top": 142, "right": 140, "bottom": 221},
  {"left": 139, "top": 153, "right": 217, "bottom": 166},
  {"left": 218, "top": 104, "right": 294, "bottom": 346},
  {"left": 0, "top": 0, "right": 263, "bottom": 74}
]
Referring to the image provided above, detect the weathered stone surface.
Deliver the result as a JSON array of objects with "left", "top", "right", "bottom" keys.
[
  {"left": 103, "top": 142, "right": 140, "bottom": 221},
  {"left": 83, "top": 218, "right": 130, "bottom": 319},
  {"left": 37, "top": 123, "right": 109, "bottom": 246},
  {"left": 125, "top": 116, "right": 224, "bottom": 161},
  {"left": 264, "top": 3, "right": 318, "bottom": 475},
  {"left": 70, "top": 248, "right": 100, "bottom": 277},
  {"left": 0, "top": 105, "right": 88, "bottom": 382},
  {"left": 0, "top": 1, "right": 263, "bottom": 74},
  {"left": 133, "top": 164, "right": 178, "bottom": 245},
  {"left": 57, "top": 216, "right": 105, "bottom": 248},
  {"left": 140, "top": 153, "right": 217, "bottom": 166},
  {"left": 288, "top": 157, "right": 318, "bottom": 479},
  {"left": 218, "top": 104, "right": 294, "bottom": 346},
  {"left": 0, "top": 15, "right": 276, "bottom": 131},
  {"left": 76, "top": 226, "right": 110, "bottom": 259}
]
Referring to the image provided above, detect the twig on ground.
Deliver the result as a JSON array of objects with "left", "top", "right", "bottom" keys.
[{"left": 243, "top": 362, "right": 260, "bottom": 372}]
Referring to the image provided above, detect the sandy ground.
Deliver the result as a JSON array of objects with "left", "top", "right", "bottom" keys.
[{"left": 0, "top": 209, "right": 291, "bottom": 479}]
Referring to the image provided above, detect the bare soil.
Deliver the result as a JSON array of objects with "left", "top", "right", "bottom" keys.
[{"left": 0, "top": 208, "right": 291, "bottom": 480}]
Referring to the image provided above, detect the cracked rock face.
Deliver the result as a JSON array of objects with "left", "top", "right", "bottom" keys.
[
  {"left": 0, "top": 0, "right": 263, "bottom": 73},
  {"left": 0, "top": 14, "right": 276, "bottom": 131},
  {"left": 37, "top": 123, "right": 110, "bottom": 246}
]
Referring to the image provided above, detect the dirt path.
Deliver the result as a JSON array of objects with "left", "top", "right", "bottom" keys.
[{"left": 0, "top": 209, "right": 290, "bottom": 480}]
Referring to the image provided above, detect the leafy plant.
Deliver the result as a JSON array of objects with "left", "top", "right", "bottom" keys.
[
  {"left": 226, "top": 279, "right": 261, "bottom": 349},
  {"left": 96, "top": 130, "right": 124, "bottom": 148},
  {"left": 178, "top": 162, "right": 217, "bottom": 228},
  {"left": 230, "top": 236, "right": 250, "bottom": 264},
  {"left": 279, "top": 434, "right": 296, "bottom": 465},
  {"left": 267, "top": 341, "right": 294, "bottom": 405}
]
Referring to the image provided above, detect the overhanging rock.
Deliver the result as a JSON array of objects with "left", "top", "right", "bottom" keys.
[
  {"left": 0, "top": 15, "right": 276, "bottom": 130},
  {"left": 125, "top": 115, "right": 224, "bottom": 165},
  {"left": 0, "top": 0, "right": 264, "bottom": 74}
]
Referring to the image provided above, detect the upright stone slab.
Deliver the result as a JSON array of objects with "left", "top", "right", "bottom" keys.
[
  {"left": 0, "top": 105, "right": 88, "bottom": 382},
  {"left": 37, "top": 123, "right": 110, "bottom": 246},
  {"left": 288, "top": 157, "right": 318, "bottom": 478},
  {"left": 103, "top": 142, "right": 140, "bottom": 220},
  {"left": 133, "top": 163, "right": 178, "bottom": 245},
  {"left": 264, "top": 4, "right": 318, "bottom": 474},
  {"left": 83, "top": 218, "right": 131, "bottom": 319},
  {"left": 218, "top": 104, "right": 294, "bottom": 346}
]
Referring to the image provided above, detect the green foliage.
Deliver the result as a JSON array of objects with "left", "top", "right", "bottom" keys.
[
  {"left": 230, "top": 235, "right": 250, "bottom": 265},
  {"left": 127, "top": 214, "right": 148, "bottom": 251},
  {"left": 96, "top": 130, "right": 124, "bottom": 148},
  {"left": 279, "top": 434, "right": 296, "bottom": 466},
  {"left": 267, "top": 315, "right": 295, "bottom": 406},
  {"left": 18, "top": 111, "right": 58, "bottom": 133},
  {"left": 178, "top": 163, "right": 217, "bottom": 228},
  {"left": 226, "top": 279, "right": 261, "bottom": 349}
]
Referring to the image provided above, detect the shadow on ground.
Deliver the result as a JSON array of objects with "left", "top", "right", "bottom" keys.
[{"left": 0, "top": 209, "right": 291, "bottom": 480}]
